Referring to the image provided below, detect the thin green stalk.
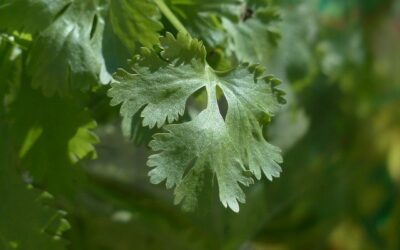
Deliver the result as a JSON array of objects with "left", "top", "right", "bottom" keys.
[{"left": 154, "top": 0, "right": 189, "bottom": 35}]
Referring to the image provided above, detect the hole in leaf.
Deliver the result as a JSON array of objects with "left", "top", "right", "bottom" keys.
[
  {"left": 186, "top": 87, "right": 207, "bottom": 119},
  {"left": 216, "top": 86, "right": 228, "bottom": 120},
  {"left": 90, "top": 14, "right": 98, "bottom": 40},
  {"left": 53, "top": 2, "right": 72, "bottom": 21}
]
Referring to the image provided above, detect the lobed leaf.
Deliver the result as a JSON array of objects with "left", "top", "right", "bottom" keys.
[
  {"left": 10, "top": 83, "right": 98, "bottom": 198},
  {"left": 109, "top": 0, "right": 163, "bottom": 53},
  {"left": 166, "top": 0, "right": 281, "bottom": 63},
  {"left": 0, "top": 57, "right": 69, "bottom": 249},
  {"left": 109, "top": 33, "right": 285, "bottom": 212}
]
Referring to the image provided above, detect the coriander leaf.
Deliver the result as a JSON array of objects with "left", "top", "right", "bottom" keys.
[
  {"left": 28, "top": 1, "right": 110, "bottom": 96},
  {"left": 109, "top": 33, "right": 285, "bottom": 212},
  {"left": 10, "top": 83, "right": 98, "bottom": 198},
  {"left": 166, "top": 0, "right": 281, "bottom": 63},
  {"left": 0, "top": 101, "right": 68, "bottom": 250},
  {"left": 109, "top": 0, "right": 163, "bottom": 53},
  {"left": 222, "top": 5, "right": 281, "bottom": 63},
  {"left": 110, "top": 33, "right": 207, "bottom": 129},
  {"left": 0, "top": 0, "right": 69, "bottom": 33},
  {"left": 0, "top": 164, "right": 68, "bottom": 250},
  {"left": 148, "top": 96, "right": 255, "bottom": 212},
  {"left": 166, "top": 0, "right": 241, "bottom": 47},
  {"left": 0, "top": 0, "right": 111, "bottom": 96},
  {"left": 0, "top": 34, "right": 22, "bottom": 102}
]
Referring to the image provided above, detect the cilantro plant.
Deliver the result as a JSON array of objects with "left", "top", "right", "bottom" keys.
[
  {"left": 0, "top": 0, "right": 285, "bottom": 248},
  {"left": 2, "top": 0, "right": 399, "bottom": 249},
  {"left": 109, "top": 32, "right": 284, "bottom": 211}
]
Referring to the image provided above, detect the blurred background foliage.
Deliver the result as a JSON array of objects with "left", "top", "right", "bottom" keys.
[
  {"left": 1, "top": 0, "right": 400, "bottom": 249},
  {"left": 76, "top": 1, "right": 400, "bottom": 249}
]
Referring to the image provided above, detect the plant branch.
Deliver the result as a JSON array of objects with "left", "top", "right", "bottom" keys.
[{"left": 154, "top": 0, "right": 189, "bottom": 35}]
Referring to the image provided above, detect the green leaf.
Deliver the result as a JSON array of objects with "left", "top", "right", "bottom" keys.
[
  {"left": 109, "top": 33, "right": 284, "bottom": 212},
  {"left": 0, "top": 0, "right": 111, "bottom": 96},
  {"left": 0, "top": 98, "right": 68, "bottom": 250},
  {"left": 109, "top": 0, "right": 163, "bottom": 53},
  {"left": 10, "top": 83, "right": 98, "bottom": 197},
  {"left": 222, "top": 5, "right": 281, "bottom": 63},
  {"left": 0, "top": 0, "right": 69, "bottom": 33},
  {"left": 166, "top": 0, "right": 241, "bottom": 47},
  {"left": 0, "top": 34, "right": 26, "bottom": 104},
  {"left": 166, "top": 0, "right": 281, "bottom": 63},
  {"left": 0, "top": 164, "right": 68, "bottom": 250},
  {"left": 0, "top": 43, "right": 67, "bottom": 250},
  {"left": 28, "top": 1, "right": 110, "bottom": 96}
]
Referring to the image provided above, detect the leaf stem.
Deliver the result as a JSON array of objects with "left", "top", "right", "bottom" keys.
[{"left": 154, "top": 0, "right": 189, "bottom": 35}]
